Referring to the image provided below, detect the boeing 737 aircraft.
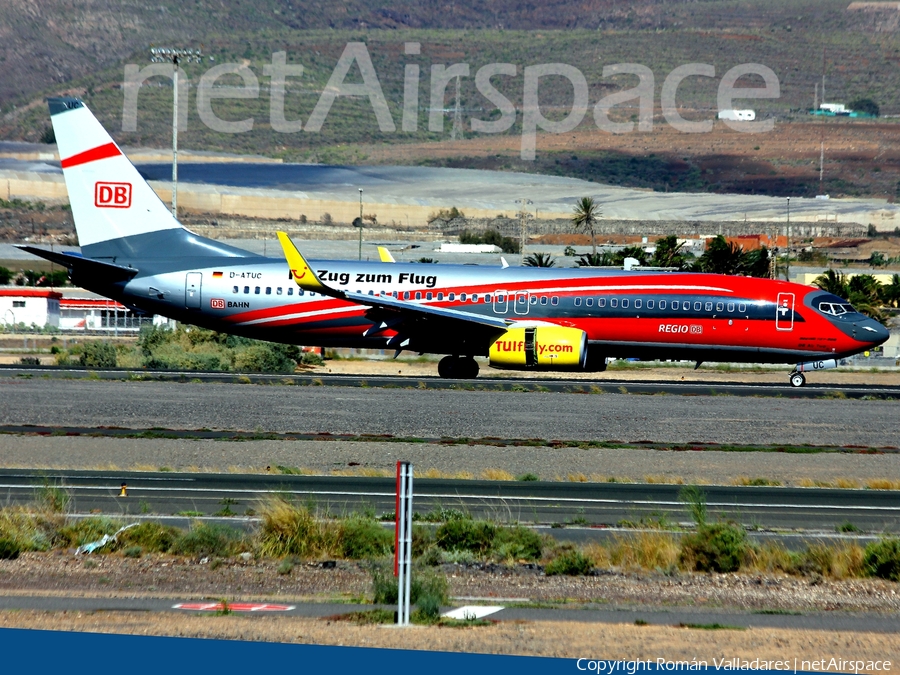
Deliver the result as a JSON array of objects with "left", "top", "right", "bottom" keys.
[{"left": 20, "top": 98, "right": 889, "bottom": 386}]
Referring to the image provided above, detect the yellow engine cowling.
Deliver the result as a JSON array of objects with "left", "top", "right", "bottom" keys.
[{"left": 489, "top": 326, "right": 588, "bottom": 370}]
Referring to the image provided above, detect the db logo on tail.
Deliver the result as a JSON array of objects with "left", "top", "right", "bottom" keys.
[{"left": 94, "top": 182, "right": 132, "bottom": 208}]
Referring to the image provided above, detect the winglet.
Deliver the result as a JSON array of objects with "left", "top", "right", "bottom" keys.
[
  {"left": 377, "top": 246, "right": 396, "bottom": 263},
  {"left": 276, "top": 232, "right": 327, "bottom": 292}
]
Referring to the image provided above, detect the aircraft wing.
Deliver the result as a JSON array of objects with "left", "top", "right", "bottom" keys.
[{"left": 277, "top": 232, "right": 510, "bottom": 346}]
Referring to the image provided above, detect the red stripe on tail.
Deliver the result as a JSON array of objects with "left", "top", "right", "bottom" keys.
[{"left": 60, "top": 142, "right": 121, "bottom": 169}]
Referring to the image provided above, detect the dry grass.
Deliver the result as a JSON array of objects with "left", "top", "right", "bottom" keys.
[
  {"left": 744, "top": 543, "right": 797, "bottom": 575},
  {"left": 581, "top": 541, "right": 612, "bottom": 568},
  {"left": 797, "top": 478, "right": 829, "bottom": 488},
  {"left": 255, "top": 498, "right": 341, "bottom": 559},
  {"left": 416, "top": 468, "right": 474, "bottom": 479},
  {"left": 745, "top": 542, "right": 866, "bottom": 580},
  {"left": 581, "top": 532, "right": 680, "bottom": 571},
  {"left": 566, "top": 473, "right": 589, "bottom": 483},
  {"left": 610, "top": 532, "right": 680, "bottom": 571},
  {"left": 644, "top": 475, "right": 684, "bottom": 485},
  {"left": 865, "top": 479, "right": 900, "bottom": 490},
  {"left": 329, "top": 467, "right": 390, "bottom": 478},
  {"left": 731, "top": 476, "right": 782, "bottom": 487},
  {"left": 836, "top": 478, "right": 862, "bottom": 489},
  {"left": 481, "top": 468, "right": 515, "bottom": 481},
  {"left": 0, "top": 506, "right": 64, "bottom": 551},
  {"left": 797, "top": 478, "right": 862, "bottom": 489},
  {"left": 227, "top": 465, "right": 268, "bottom": 474}
]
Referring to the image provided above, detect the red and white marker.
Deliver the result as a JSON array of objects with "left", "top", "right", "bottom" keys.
[{"left": 173, "top": 602, "right": 295, "bottom": 612}]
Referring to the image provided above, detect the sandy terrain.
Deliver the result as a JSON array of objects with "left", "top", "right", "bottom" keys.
[{"left": 0, "top": 555, "right": 899, "bottom": 664}]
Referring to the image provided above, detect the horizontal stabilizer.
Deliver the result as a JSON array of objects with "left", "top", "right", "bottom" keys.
[{"left": 16, "top": 246, "right": 139, "bottom": 282}]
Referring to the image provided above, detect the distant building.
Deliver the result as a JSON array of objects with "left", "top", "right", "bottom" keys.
[
  {"left": 0, "top": 288, "right": 60, "bottom": 329},
  {"left": 0, "top": 287, "right": 172, "bottom": 333},
  {"left": 717, "top": 109, "right": 756, "bottom": 121},
  {"left": 437, "top": 243, "right": 502, "bottom": 253}
]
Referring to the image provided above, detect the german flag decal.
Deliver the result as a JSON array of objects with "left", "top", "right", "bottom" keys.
[{"left": 212, "top": 271, "right": 223, "bottom": 278}]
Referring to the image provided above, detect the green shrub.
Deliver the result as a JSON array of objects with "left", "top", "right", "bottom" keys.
[
  {"left": 34, "top": 482, "right": 70, "bottom": 514},
  {"left": 235, "top": 344, "right": 296, "bottom": 373},
  {"left": 418, "top": 544, "right": 443, "bottom": 566},
  {"left": 57, "top": 516, "right": 121, "bottom": 548},
  {"left": 122, "top": 545, "right": 143, "bottom": 558},
  {"left": 0, "top": 508, "right": 58, "bottom": 551},
  {"left": 172, "top": 522, "right": 243, "bottom": 557},
  {"left": 300, "top": 351, "right": 324, "bottom": 366},
  {"left": 119, "top": 522, "right": 181, "bottom": 553},
  {"left": 79, "top": 341, "right": 117, "bottom": 368},
  {"left": 864, "top": 538, "right": 900, "bottom": 581},
  {"left": 411, "top": 524, "right": 434, "bottom": 557},
  {"left": 545, "top": 548, "right": 594, "bottom": 576},
  {"left": 0, "top": 537, "right": 21, "bottom": 560},
  {"left": 680, "top": 523, "right": 747, "bottom": 573},
  {"left": 679, "top": 485, "right": 708, "bottom": 527},
  {"left": 370, "top": 564, "right": 449, "bottom": 613},
  {"left": 371, "top": 564, "right": 399, "bottom": 604},
  {"left": 435, "top": 519, "right": 496, "bottom": 555},
  {"left": 413, "top": 570, "right": 448, "bottom": 622},
  {"left": 340, "top": 518, "right": 393, "bottom": 560},
  {"left": 494, "top": 526, "right": 543, "bottom": 561}
]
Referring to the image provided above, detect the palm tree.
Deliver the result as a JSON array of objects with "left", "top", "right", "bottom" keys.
[
  {"left": 698, "top": 235, "right": 744, "bottom": 275},
  {"left": 812, "top": 269, "right": 849, "bottom": 297},
  {"left": 651, "top": 235, "right": 688, "bottom": 269},
  {"left": 522, "top": 252, "right": 556, "bottom": 267},
  {"left": 882, "top": 274, "right": 900, "bottom": 308},
  {"left": 576, "top": 251, "right": 616, "bottom": 267},
  {"left": 571, "top": 197, "right": 601, "bottom": 256}
]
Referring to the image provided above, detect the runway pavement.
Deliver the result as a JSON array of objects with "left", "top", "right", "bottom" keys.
[
  {"left": 0, "top": 376, "right": 897, "bottom": 447},
  {"left": 1, "top": 468, "right": 898, "bottom": 532}
]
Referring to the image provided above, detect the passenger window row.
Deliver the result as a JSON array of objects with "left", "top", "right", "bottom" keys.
[
  {"left": 232, "top": 286, "right": 318, "bottom": 298},
  {"left": 573, "top": 297, "right": 747, "bottom": 313}
]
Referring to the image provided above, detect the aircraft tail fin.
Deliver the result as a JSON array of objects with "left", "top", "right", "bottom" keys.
[{"left": 48, "top": 98, "right": 253, "bottom": 261}]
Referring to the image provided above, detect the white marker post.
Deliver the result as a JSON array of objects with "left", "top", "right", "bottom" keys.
[{"left": 394, "top": 460, "right": 413, "bottom": 626}]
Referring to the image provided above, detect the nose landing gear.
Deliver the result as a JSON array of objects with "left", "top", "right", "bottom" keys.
[
  {"left": 789, "top": 371, "right": 806, "bottom": 388},
  {"left": 437, "top": 355, "right": 479, "bottom": 379}
]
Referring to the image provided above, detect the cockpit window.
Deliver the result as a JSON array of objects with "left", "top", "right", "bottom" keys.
[{"left": 819, "top": 301, "right": 855, "bottom": 316}]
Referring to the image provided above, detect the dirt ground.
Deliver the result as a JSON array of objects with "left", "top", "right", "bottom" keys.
[{"left": 359, "top": 118, "right": 900, "bottom": 200}]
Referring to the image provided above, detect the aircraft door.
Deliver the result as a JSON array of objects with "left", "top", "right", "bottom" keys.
[
  {"left": 775, "top": 292, "right": 794, "bottom": 331},
  {"left": 492, "top": 290, "right": 508, "bottom": 314},
  {"left": 513, "top": 291, "right": 530, "bottom": 315},
  {"left": 185, "top": 272, "right": 202, "bottom": 309}
]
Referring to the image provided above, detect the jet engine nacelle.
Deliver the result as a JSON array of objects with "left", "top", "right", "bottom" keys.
[{"left": 489, "top": 326, "right": 588, "bottom": 370}]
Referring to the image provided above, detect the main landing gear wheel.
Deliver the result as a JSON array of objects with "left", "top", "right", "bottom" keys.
[
  {"left": 789, "top": 372, "right": 806, "bottom": 388},
  {"left": 437, "top": 356, "right": 479, "bottom": 379}
]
